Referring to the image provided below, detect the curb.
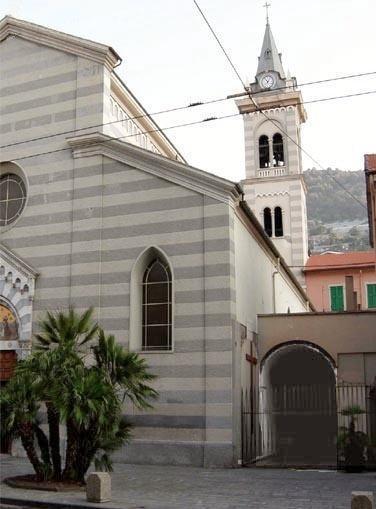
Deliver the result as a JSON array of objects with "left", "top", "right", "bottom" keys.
[{"left": 0, "top": 497, "right": 144, "bottom": 509}]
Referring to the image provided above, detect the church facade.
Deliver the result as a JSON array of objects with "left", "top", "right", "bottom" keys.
[{"left": 0, "top": 16, "right": 310, "bottom": 466}]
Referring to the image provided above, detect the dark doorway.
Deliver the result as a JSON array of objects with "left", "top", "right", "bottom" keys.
[{"left": 259, "top": 344, "right": 337, "bottom": 467}]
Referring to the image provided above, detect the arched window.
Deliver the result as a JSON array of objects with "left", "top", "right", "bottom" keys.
[
  {"left": 274, "top": 206, "right": 283, "bottom": 237},
  {"left": 263, "top": 207, "right": 272, "bottom": 237},
  {"left": 259, "top": 135, "right": 270, "bottom": 168},
  {"left": 272, "top": 133, "right": 284, "bottom": 166},
  {"left": 142, "top": 258, "right": 172, "bottom": 351}
]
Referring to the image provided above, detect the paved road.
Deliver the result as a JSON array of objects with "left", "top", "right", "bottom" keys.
[{"left": 1, "top": 455, "right": 375, "bottom": 509}]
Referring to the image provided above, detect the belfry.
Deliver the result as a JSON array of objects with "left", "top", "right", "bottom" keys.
[{"left": 236, "top": 14, "right": 309, "bottom": 284}]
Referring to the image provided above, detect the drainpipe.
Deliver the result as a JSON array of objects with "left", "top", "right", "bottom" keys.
[{"left": 272, "top": 257, "right": 280, "bottom": 313}]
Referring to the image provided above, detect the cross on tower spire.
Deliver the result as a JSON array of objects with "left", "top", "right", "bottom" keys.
[{"left": 263, "top": 2, "right": 271, "bottom": 24}]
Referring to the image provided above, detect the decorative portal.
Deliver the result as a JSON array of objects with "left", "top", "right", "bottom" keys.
[
  {"left": 142, "top": 259, "right": 172, "bottom": 351},
  {"left": 0, "top": 303, "right": 18, "bottom": 341},
  {"left": 0, "top": 304, "right": 19, "bottom": 381}
]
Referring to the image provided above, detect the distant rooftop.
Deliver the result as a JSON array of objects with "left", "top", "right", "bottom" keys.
[{"left": 304, "top": 250, "right": 376, "bottom": 271}]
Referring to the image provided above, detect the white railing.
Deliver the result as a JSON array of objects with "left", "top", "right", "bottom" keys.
[{"left": 258, "top": 166, "right": 286, "bottom": 178}]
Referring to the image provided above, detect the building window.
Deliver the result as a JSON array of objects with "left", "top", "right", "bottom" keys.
[
  {"left": 0, "top": 174, "right": 27, "bottom": 227},
  {"left": 272, "top": 133, "right": 284, "bottom": 166},
  {"left": 142, "top": 258, "right": 172, "bottom": 351},
  {"left": 263, "top": 207, "right": 272, "bottom": 237},
  {"left": 330, "top": 285, "right": 344, "bottom": 312},
  {"left": 367, "top": 284, "right": 376, "bottom": 308},
  {"left": 274, "top": 206, "right": 283, "bottom": 237},
  {"left": 259, "top": 135, "right": 270, "bottom": 168}
]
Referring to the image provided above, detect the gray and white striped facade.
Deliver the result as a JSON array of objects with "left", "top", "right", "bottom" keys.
[{"left": 0, "top": 16, "right": 309, "bottom": 467}]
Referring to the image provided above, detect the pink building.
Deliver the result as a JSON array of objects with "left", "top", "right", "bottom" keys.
[{"left": 304, "top": 251, "right": 376, "bottom": 311}]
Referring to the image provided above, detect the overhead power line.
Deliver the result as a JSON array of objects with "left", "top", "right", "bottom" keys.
[
  {"left": 6, "top": 89, "right": 376, "bottom": 165},
  {"left": 192, "top": 0, "right": 368, "bottom": 212},
  {"left": 1, "top": 71, "right": 376, "bottom": 151}
]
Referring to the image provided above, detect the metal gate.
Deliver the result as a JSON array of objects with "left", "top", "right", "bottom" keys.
[{"left": 242, "top": 383, "right": 376, "bottom": 468}]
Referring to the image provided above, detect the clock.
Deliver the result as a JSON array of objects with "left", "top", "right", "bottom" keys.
[{"left": 260, "top": 74, "right": 276, "bottom": 89}]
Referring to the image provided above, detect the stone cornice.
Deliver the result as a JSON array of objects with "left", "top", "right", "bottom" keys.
[
  {"left": 67, "top": 133, "right": 243, "bottom": 206},
  {"left": 243, "top": 173, "right": 307, "bottom": 191},
  {"left": 0, "top": 16, "right": 121, "bottom": 71},
  {"left": 236, "top": 89, "right": 307, "bottom": 124}
]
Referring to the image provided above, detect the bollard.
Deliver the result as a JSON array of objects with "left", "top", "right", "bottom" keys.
[
  {"left": 86, "top": 472, "right": 111, "bottom": 503},
  {"left": 351, "top": 492, "right": 374, "bottom": 509}
]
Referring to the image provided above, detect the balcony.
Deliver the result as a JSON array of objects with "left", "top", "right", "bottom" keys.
[{"left": 258, "top": 166, "right": 286, "bottom": 178}]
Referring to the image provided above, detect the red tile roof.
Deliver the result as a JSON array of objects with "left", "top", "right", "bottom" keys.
[{"left": 305, "top": 251, "right": 376, "bottom": 271}]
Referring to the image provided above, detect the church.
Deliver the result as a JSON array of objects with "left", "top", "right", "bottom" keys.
[{"left": 0, "top": 15, "right": 316, "bottom": 467}]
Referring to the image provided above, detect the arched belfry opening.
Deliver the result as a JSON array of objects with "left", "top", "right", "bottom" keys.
[
  {"left": 259, "top": 342, "right": 337, "bottom": 467},
  {"left": 272, "top": 133, "right": 284, "bottom": 166},
  {"left": 259, "top": 135, "right": 270, "bottom": 168}
]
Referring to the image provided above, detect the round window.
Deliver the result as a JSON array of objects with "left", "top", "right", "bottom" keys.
[{"left": 0, "top": 173, "right": 27, "bottom": 227}]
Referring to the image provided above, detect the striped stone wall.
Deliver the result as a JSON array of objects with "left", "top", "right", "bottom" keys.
[
  {"left": 1, "top": 32, "right": 309, "bottom": 467},
  {"left": 241, "top": 105, "right": 308, "bottom": 282},
  {"left": 2, "top": 151, "right": 236, "bottom": 466}
]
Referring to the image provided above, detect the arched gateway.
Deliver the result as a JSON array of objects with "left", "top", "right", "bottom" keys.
[{"left": 257, "top": 341, "right": 338, "bottom": 467}]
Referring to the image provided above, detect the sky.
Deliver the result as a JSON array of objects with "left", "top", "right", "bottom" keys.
[{"left": 1, "top": 0, "right": 376, "bottom": 182}]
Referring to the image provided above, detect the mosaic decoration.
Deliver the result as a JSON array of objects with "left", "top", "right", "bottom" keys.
[{"left": 0, "top": 304, "right": 18, "bottom": 341}]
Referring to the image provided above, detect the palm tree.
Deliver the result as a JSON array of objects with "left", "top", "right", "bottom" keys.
[
  {"left": 32, "top": 307, "right": 99, "bottom": 480},
  {"left": 0, "top": 370, "right": 49, "bottom": 480},
  {"left": 51, "top": 365, "right": 131, "bottom": 482},
  {"left": 2, "top": 309, "right": 158, "bottom": 484},
  {"left": 93, "top": 329, "right": 158, "bottom": 407}
]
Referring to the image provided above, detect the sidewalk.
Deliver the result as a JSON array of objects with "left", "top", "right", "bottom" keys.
[{"left": 0, "top": 454, "right": 375, "bottom": 509}]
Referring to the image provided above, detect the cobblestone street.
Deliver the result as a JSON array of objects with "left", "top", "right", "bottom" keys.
[{"left": 1, "top": 455, "right": 375, "bottom": 509}]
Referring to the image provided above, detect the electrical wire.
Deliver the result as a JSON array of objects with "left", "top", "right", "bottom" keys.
[
  {"left": 5, "top": 89, "right": 376, "bottom": 164},
  {"left": 192, "top": 0, "right": 368, "bottom": 212},
  {"left": 1, "top": 71, "right": 376, "bottom": 150}
]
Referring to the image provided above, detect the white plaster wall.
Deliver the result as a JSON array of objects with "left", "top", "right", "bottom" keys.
[{"left": 234, "top": 214, "right": 307, "bottom": 331}]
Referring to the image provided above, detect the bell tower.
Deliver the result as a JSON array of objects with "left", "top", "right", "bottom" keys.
[{"left": 236, "top": 17, "right": 308, "bottom": 284}]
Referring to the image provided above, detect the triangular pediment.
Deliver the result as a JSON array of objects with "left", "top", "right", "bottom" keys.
[
  {"left": 0, "top": 16, "right": 120, "bottom": 70},
  {"left": 67, "top": 132, "right": 242, "bottom": 205}
]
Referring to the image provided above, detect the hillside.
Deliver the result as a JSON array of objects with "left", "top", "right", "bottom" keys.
[{"left": 303, "top": 168, "right": 369, "bottom": 252}]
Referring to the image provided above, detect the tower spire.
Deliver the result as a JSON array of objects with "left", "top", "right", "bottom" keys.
[{"left": 256, "top": 15, "right": 285, "bottom": 79}]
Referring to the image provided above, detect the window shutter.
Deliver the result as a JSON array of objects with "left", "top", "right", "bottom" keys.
[
  {"left": 367, "top": 284, "right": 376, "bottom": 308},
  {"left": 330, "top": 286, "right": 344, "bottom": 311}
]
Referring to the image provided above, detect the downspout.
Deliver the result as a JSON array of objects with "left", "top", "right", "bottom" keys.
[{"left": 272, "top": 257, "right": 280, "bottom": 314}]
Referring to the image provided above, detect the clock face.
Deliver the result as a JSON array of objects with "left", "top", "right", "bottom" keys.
[{"left": 260, "top": 74, "right": 276, "bottom": 89}]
